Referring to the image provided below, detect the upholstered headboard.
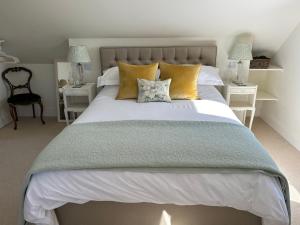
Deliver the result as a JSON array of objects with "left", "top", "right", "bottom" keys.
[{"left": 99, "top": 46, "right": 217, "bottom": 74}]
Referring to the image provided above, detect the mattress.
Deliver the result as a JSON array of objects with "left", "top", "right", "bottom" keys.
[{"left": 24, "top": 85, "right": 289, "bottom": 225}]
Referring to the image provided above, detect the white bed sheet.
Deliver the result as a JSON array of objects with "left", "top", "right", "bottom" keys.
[
  {"left": 24, "top": 86, "right": 289, "bottom": 225},
  {"left": 74, "top": 85, "right": 240, "bottom": 124}
]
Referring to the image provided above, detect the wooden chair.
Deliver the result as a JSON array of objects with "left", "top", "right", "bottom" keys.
[{"left": 2, "top": 67, "right": 45, "bottom": 129}]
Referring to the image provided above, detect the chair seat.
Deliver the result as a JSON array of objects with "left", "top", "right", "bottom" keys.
[{"left": 7, "top": 93, "right": 41, "bottom": 105}]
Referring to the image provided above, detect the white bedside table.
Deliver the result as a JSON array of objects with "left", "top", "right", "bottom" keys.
[
  {"left": 63, "top": 83, "right": 96, "bottom": 125},
  {"left": 224, "top": 83, "right": 257, "bottom": 130}
]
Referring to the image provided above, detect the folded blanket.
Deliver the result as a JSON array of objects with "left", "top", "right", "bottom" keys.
[{"left": 23, "top": 120, "right": 290, "bottom": 224}]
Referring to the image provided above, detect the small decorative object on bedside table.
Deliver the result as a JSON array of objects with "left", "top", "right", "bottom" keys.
[
  {"left": 224, "top": 82, "right": 257, "bottom": 130},
  {"left": 229, "top": 34, "right": 253, "bottom": 86},
  {"left": 68, "top": 45, "right": 91, "bottom": 88}
]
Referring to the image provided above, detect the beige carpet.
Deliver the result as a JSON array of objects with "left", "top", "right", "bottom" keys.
[{"left": 0, "top": 117, "right": 299, "bottom": 225}]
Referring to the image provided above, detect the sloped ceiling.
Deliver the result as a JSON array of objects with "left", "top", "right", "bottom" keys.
[{"left": 0, "top": 0, "right": 300, "bottom": 63}]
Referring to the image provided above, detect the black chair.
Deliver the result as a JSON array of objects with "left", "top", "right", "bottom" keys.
[{"left": 2, "top": 67, "right": 45, "bottom": 129}]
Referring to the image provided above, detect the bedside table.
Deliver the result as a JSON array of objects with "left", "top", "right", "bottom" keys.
[
  {"left": 224, "top": 83, "right": 257, "bottom": 129},
  {"left": 63, "top": 83, "right": 96, "bottom": 125}
]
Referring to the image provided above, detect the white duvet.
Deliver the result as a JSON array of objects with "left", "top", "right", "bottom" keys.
[{"left": 24, "top": 85, "right": 289, "bottom": 225}]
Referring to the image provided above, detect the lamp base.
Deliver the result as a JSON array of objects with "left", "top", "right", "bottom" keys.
[
  {"left": 72, "top": 84, "right": 83, "bottom": 88},
  {"left": 77, "top": 63, "right": 85, "bottom": 86},
  {"left": 72, "top": 79, "right": 85, "bottom": 88}
]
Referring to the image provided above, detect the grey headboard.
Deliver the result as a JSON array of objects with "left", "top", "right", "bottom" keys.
[{"left": 99, "top": 46, "right": 217, "bottom": 74}]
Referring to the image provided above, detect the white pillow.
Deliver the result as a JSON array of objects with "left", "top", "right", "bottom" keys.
[
  {"left": 98, "top": 67, "right": 119, "bottom": 87},
  {"left": 97, "top": 65, "right": 224, "bottom": 87},
  {"left": 198, "top": 65, "right": 224, "bottom": 86},
  {"left": 98, "top": 66, "right": 160, "bottom": 87}
]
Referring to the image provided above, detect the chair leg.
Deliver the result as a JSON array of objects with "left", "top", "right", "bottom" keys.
[
  {"left": 38, "top": 101, "right": 45, "bottom": 125},
  {"left": 32, "top": 104, "right": 36, "bottom": 118},
  {"left": 13, "top": 107, "right": 18, "bottom": 121},
  {"left": 9, "top": 105, "right": 17, "bottom": 130}
]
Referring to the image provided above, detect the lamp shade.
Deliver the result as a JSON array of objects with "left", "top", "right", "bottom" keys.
[
  {"left": 68, "top": 46, "right": 91, "bottom": 63},
  {"left": 229, "top": 43, "right": 253, "bottom": 61}
]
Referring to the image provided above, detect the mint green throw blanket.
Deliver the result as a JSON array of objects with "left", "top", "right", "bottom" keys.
[{"left": 24, "top": 120, "right": 290, "bottom": 224}]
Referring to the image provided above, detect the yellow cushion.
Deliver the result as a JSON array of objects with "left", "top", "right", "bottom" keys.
[
  {"left": 116, "top": 62, "right": 159, "bottom": 99},
  {"left": 159, "top": 62, "right": 201, "bottom": 100}
]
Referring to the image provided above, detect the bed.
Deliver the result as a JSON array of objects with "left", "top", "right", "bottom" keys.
[{"left": 23, "top": 46, "right": 290, "bottom": 225}]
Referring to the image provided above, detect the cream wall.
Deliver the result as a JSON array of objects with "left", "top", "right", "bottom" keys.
[
  {"left": 0, "top": 64, "right": 12, "bottom": 128},
  {"left": 0, "top": 64, "right": 56, "bottom": 123},
  {"left": 0, "top": 64, "right": 57, "bottom": 122},
  {"left": 12, "top": 64, "right": 57, "bottom": 117},
  {"left": 260, "top": 23, "right": 300, "bottom": 150},
  {"left": 1, "top": 0, "right": 300, "bottom": 63}
]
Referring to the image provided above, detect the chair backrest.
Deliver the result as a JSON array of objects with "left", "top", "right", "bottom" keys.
[{"left": 1, "top": 67, "right": 33, "bottom": 97}]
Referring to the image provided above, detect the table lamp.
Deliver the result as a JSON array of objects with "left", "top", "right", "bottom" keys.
[
  {"left": 229, "top": 36, "right": 253, "bottom": 85},
  {"left": 68, "top": 45, "right": 91, "bottom": 87}
]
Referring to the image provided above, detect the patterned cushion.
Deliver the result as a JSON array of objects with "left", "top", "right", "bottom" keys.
[{"left": 137, "top": 79, "right": 171, "bottom": 103}]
